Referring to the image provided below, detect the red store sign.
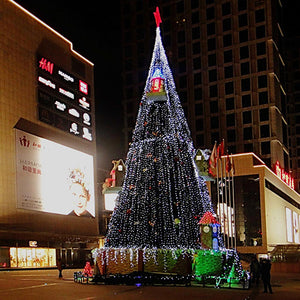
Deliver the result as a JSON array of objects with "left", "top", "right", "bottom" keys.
[{"left": 274, "top": 161, "right": 295, "bottom": 189}]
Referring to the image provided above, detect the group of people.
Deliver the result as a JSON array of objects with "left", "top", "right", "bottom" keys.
[{"left": 250, "top": 257, "right": 273, "bottom": 294}]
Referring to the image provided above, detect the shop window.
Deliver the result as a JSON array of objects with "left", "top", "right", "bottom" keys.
[
  {"left": 224, "top": 50, "right": 232, "bottom": 63},
  {"left": 226, "top": 113, "right": 235, "bottom": 127},
  {"left": 222, "top": 2, "right": 231, "bottom": 16},
  {"left": 225, "top": 65, "right": 233, "bottom": 78},
  {"left": 257, "top": 58, "right": 267, "bottom": 72},
  {"left": 259, "top": 91, "right": 268, "bottom": 104},
  {"left": 239, "top": 30, "right": 248, "bottom": 43},
  {"left": 210, "top": 100, "right": 218, "bottom": 113},
  {"left": 256, "top": 42, "right": 266, "bottom": 55},
  {"left": 261, "top": 141, "right": 270, "bottom": 154},
  {"left": 243, "top": 110, "right": 252, "bottom": 124},
  {"left": 241, "top": 78, "right": 250, "bottom": 91},
  {"left": 238, "top": 13, "right": 248, "bottom": 27},
  {"left": 209, "top": 69, "right": 217, "bottom": 82},
  {"left": 256, "top": 25, "right": 265, "bottom": 39},
  {"left": 243, "top": 127, "right": 252, "bottom": 140},
  {"left": 208, "top": 38, "right": 216, "bottom": 51},
  {"left": 207, "top": 22, "right": 215, "bottom": 35},
  {"left": 260, "top": 108, "right": 269, "bottom": 121},
  {"left": 240, "top": 46, "right": 249, "bottom": 59},
  {"left": 225, "top": 81, "right": 234, "bottom": 95},
  {"left": 223, "top": 18, "right": 231, "bottom": 31},
  {"left": 242, "top": 94, "right": 251, "bottom": 107},
  {"left": 258, "top": 75, "right": 267, "bottom": 88},
  {"left": 226, "top": 97, "right": 235, "bottom": 110},
  {"left": 241, "top": 61, "right": 250, "bottom": 75},
  {"left": 210, "top": 85, "right": 218, "bottom": 97},
  {"left": 255, "top": 9, "right": 265, "bottom": 23},
  {"left": 260, "top": 125, "right": 270, "bottom": 138},
  {"left": 223, "top": 34, "right": 232, "bottom": 47}
]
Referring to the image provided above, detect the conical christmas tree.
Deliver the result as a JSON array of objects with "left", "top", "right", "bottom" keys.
[{"left": 105, "top": 8, "right": 213, "bottom": 250}]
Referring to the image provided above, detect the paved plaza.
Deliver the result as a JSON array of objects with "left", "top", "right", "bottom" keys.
[{"left": 0, "top": 269, "right": 299, "bottom": 300}]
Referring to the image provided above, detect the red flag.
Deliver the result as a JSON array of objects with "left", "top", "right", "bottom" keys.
[
  {"left": 217, "top": 140, "right": 224, "bottom": 159},
  {"left": 226, "top": 153, "right": 232, "bottom": 173},
  {"left": 209, "top": 142, "right": 218, "bottom": 177}
]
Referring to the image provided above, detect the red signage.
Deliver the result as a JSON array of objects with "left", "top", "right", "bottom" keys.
[
  {"left": 79, "top": 80, "right": 88, "bottom": 95},
  {"left": 39, "top": 57, "right": 54, "bottom": 75},
  {"left": 274, "top": 161, "right": 295, "bottom": 189}
]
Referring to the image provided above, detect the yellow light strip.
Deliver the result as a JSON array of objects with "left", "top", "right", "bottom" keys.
[{"left": 10, "top": 0, "right": 94, "bottom": 66}]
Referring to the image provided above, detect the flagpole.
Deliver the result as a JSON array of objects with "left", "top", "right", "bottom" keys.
[
  {"left": 224, "top": 154, "right": 230, "bottom": 249},
  {"left": 227, "top": 153, "right": 233, "bottom": 248},
  {"left": 231, "top": 155, "right": 236, "bottom": 249}
]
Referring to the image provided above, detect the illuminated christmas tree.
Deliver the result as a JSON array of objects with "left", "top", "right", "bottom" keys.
[{"left": 105, "top": 8, "right": 213, "bottom": 249}]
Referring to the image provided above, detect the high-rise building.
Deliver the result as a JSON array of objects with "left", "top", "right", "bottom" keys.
[
  {"left": 0, "top": 1, "right": 98, "bottom": 268},
  {"left": 120, "top": 0, "right": 287, "bottom": 173}
]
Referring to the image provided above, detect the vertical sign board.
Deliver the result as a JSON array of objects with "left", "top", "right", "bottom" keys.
[{"left": 16, "top": 129, "right": 95, "bottom": 217}]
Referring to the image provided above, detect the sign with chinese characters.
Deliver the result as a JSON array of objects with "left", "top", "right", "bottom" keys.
[
  {"left": 274, "top": 161, "right": 295, "bottom": 189},
  {"left": 16, "top": 129, "right": 95, "bottom": 217},
  {"left": 37, "top": 55, "right": 93, "bottom": 141}
]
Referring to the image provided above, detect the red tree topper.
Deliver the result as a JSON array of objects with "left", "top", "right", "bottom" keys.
[{"left": 153, "top": 7, "right": 162, "bottom": 27}]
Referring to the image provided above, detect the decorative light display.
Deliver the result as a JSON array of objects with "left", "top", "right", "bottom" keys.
[{"left": 96, "top": 7, "right": 247, "bottom": 289}]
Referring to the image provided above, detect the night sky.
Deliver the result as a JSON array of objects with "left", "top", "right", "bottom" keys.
[{"left": 14, "top": 0, "right": 124, "bottom": 171}]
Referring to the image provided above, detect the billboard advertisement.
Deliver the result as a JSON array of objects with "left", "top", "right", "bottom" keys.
[{"left": 15, "top": 129, "right": 95, "bottom": 217}]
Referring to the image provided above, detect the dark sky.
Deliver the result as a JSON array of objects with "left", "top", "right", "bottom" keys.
[{"left": 14, "top": 0, "right": 124, "bottom": 171}]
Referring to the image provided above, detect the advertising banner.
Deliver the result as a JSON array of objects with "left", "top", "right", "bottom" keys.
[{"left": 15, "top": 129, "right": 95, "bottom": 217}]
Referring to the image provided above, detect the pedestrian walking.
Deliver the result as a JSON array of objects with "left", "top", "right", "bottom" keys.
[
  {"left": 250, "top": 257, "right": 260, "bottom": 285},
  {"left": 56, "top": 258, "right": 63, "bottom": 279},
  {"left": 260, "top": 258, "right": 273, "bottom": 293}
]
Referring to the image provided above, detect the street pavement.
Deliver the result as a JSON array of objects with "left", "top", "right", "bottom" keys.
[{"left": 0, "top": 269, "right": 299, "bottom": 300}]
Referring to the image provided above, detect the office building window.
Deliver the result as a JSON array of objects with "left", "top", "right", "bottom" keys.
[
  {"left": 243, "top": 127, "right": 252, "bottom": 140},
  {"left": 223, "top": 18, "right": 231, "bottom": 31},
  {"left": 191, "top": 0, "right": 200, "bottom": 9},
  {"left": 244, "top": 143, "right": 253, "bottom": 152},
  {"left": 222, "top": 2, "right": 231, "bottom": 16},
  {"left": 225, "top": 65, "right": 233, "bottom": 78},
  {"left": 209, "top": 69, "right": 217, "bottom": 82},
  {"left": 193, "top": 43, "right": 201, "bottom": 54},
  {"left": 257, "top": 58, "right": 267, "bottom": 71},
  {"left": 192, "top": 27, "right": 200, "bottom": 39},
  {"left": 259, "top": 91, "right": 268, "bottom": 104},
  {"left": 194, "top": 88, "right": 202, "bottom": 100},
  {"left": 179, "top": 76, "right": 186, "bottom": 88},
  {"left": 223, "top": 34, "right": 232, "bottom": 47},
  {"left": 260, "top": 125, "right": 270, "bottom": 138},
  {"left": 227, "top": 129, "right": 236, "bottom": 142},
  {"left": 211, "top": 132, "right": 219, "bottom": 145},
  {"left": 211, "top": 116, "right": 219, "bottom": 129},
  {"left": 207, "top": 22, "right": 215, "bottom": 35},
  {"left": 225, "top": 81, "right": 234, "bottom": 95},
  {"left": 194, "top": 73, "right": 202, "bottom": 85},
  {"left": 226, "top": 97, "right": 235, "bottom": 110},
  {"left": 241, "top": 78, "right": 250, "bottom": 91},
  {"left": 208, "top": 38, "right": 216, "bottom": 51},
  {"left": 195, "top": 103, "right": 203, "bottom": 116},
  {"left": 192, "top": 11, "right": 200, "bottom": 24},
  {"left": 260, "top": 108, "right": 269, "bottom": 121},
  {"left": 242, "top": 94, "right": 251, "bottom": 107},
  {"left": 241, "top": 61, "right": 250, "bottom": 75},
  {"left": 239, "top": 29, "right": 248, "bottom": 43},
  {"left": 256, "top": 42, "right": 266, "bottom": 55},
  {"left": 206, "top": 7, "right": 215, "bottom": 20},
  {"left": 238, "top": 13, "right": 248, "bottom": 27},
  {"left": 178, "top": 31, "right": 185, "bottom": 43},
  {"left": 195, "top": 118, "right": 203, "bottom": 131},
  {"left": 179, "top": 61, "right": 186, "bottom": 73},
  {"left": 256, "top": 25, "right": 265, "bottom": 39},
  {"left": 226, "top": 113, "right": 235, "bottom": 127},
  {"left": 224, "top": 50, "right": 232, "bottom": 63},
  {"left": 240, "top": 46, "right": 249, "bottom": 59},
  {"left": 178, "top": 45, "right": 186, "bottom": 58},
  {"left": 258, "top": 75, "right": 267, "bottom": 88},
  {"left": 261, "top": 141, "right": 270, "bottom": 154},
  {"left": 238, "top": 0, "right": 247, "bottom": 11},
  {"left": 208, "top": 53, "right": 216, "bottom": 66},
  {"left": 210, "top": 101, "right": 218, "bottom": 113},
  {"left": 193, "top": 57, "right": 201, "bottom": 69},
  {"left": 255, "top": 9, "right": 265, "bottom": 23},
  {"left": 210, "top": 85, "right": 218, "bottom": 97},
  {"left": 176, "top": 1, "right": 184, "bottom": 13},
  {"left": 243, "top": 110, "right": 252, "bottom": 124}
]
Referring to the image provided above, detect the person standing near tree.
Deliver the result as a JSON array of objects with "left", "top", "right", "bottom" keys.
[{"left": 260, "top": 259, "right": 272, "bottom": 293}]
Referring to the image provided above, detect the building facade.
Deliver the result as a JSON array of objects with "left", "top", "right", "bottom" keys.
[
  {"left": 0, "top": 1, "right": 98, "bottom": 268},
  {"left": 120, "top": 0, "right": 288, "bottom": 175}
]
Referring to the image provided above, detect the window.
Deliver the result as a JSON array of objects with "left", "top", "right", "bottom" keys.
[
  {"left": 207, "top": 22, "right": 215, "bottom": 35},
  {"left": 240, "top": 46, "right": 249, "bottom": 59},
  {"left": 179, "top": 61, "right": 186, "bottom": 73},
  {"left": 193, "top": 57, "right": 201, "bottom": 69},
  {"left": 243, "top": 127, "right": 252, "bottom": 140},
  {"left": 225, "top": 82, "right": 234, "bottom": 95},
  {"left": 196, "top": 134, "right": 204, "bottom": 147},
  {"left": 192, "top": 12, "right": 200, "bottom": 24},
  {"left": 241, "top": 62, "right": 250, "bottom": 75},
  {"left": 192, "top": 27, "right": 200, "bottom": 39},
  {"left": 226, "top": 97, "right": 234, "bottom": 110},
  {"left": 179, "top": 76, "right": 186, "bottom": 88},
  {"left": 211, "top": 116, "right": 219, "bottom": 129},
  {"left": 195, "top": 103, "right": 203, "bottom": 115},
  {"left": 194, "top": 73, "right": 202, "bottom": 85},
  {"left": 179, "top": 91, "right": 187, "bottom": 103},
  {"left": 192, "top": 43, "right": 201, "bottom": 54},
  {"left": 224, "top": 65, "right": 233, "bottom": 78},
  {"left": 243, "top": 111, "right": 252, "bottom": 124},
  {"left": 210, "top": 101, "right": 218, "bottom": 113},
  {"left": 226, "top": 113, "right": 235, "bottom": 126},
  {"left": 241, "top": 78, "right": 250, "bottom": 91},
  {"left": 210, "top": 85, "right": 218, "bottom": 97},
  {"left": 238, "top": 0, "right": 247, "bottom": 11},
  {"left": 206, "top": 7, "right": 215, "bottom": 20},
  {"left": 239, "top": 30, "right": 248, "bottom": 43},
  {"left": 255, "top": 9, "right": 265, "bottom": 23},
  {"left": 211, "top": 132, "right": 219, "bottom": 145},
  {"left": 242, "top": 94, "right": 251, "bottom": 107},
  {"left": 260, "top": 125, "right": 269, "bottom": 137},
  {"left": 258, "top": 75, "right": 267, "bottom": 88},
  {"left": 224, "top": 50, "right": 232, "bottom": 63},
  {"left": 178, "top": 31, "right": 185, "bottom": 43},
  {"left": 194, "top": 88, "right": 202, "bottom": 100},
  {"left": 257, "top": 58, "right": 267, "bottom": 72},
  {"left": 256, "top": 42, "right": 266, "bottom": 55},
  {"left": 227, "top": 129, "right": 236, "bottom": 142},
  {"left": 223, "top": 18, "right": 231, "bottom": 31},
  {"left": 260, "top": 108, "right": 269, "bottom": 121},
  {"left": 222, "top": 2, "right": 231, "bottom": 16},
  {"left": 178, "top": 45, "right": 186, "bottom": 58},
  {"left": 176, "top": 1, "right": 184, "bottom": 13},
  {"left": 261, "top": 141, "right": 270, "bottom": 154},
  {"left": 191, "top": 0, "right": 199, "bottom": 9},
  {"left": 244, "top": 143, "right": 253, "bottom": 152},
  {"left": 196, "top": 118, "right": 203, "bottom": 131},
  {"left": 223, "top": 34, "right": 232, "bottom": 47},
  {"left": 256, "top": 25, "right": 265, "bottom": 39},
  {"left": 208, "top": 38, "right": 216, "bottom": 51},
  {"left": 208, "top": 54, "right": 216, "bottom": 66},
  {"left": 209, "top": 69, "right": 217, "bottom": 82},
  {"left": 259, "top": 91, "right": 268, "bottom": 104},
  {"left": 238, "top": 13, "right": 248, "bottom": 27}
]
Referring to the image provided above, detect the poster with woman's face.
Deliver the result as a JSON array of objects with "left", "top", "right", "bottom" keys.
[{"left": 15, "top": 129, "right": 95, "bottom": 217}]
